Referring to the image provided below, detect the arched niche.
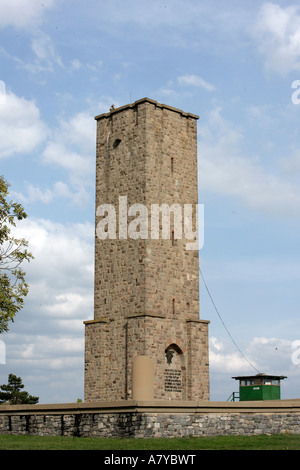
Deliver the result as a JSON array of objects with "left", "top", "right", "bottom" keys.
[{"left": 164, "top": 343, "right": 186, "bottom": 399}]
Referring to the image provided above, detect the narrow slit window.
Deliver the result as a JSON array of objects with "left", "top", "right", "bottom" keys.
[
  {"left": 172, "top": 298, "right": 175, "bottom": 315},
  {"left": 113, "top": 138, "right": 121, "bottom": 149},
  {"left": 171, "top": 156, "right": 174, "bottom": 173}
]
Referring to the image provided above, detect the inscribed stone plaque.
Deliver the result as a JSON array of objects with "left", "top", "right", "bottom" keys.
[{"left": 164, "top": 369, "right": 182, "bottom": 392}]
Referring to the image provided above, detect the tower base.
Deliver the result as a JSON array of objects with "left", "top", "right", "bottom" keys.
[{"left": 84, "top": 315, "right": 209, "bottom": 402}]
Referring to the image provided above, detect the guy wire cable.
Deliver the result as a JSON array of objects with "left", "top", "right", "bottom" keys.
[{"left": 199, "top": 265, "right": 260, "bottom": 374}]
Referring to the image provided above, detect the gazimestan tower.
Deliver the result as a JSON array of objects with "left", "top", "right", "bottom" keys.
[{"left": 84, "top": 98, "right": 209, "bottom": 402}]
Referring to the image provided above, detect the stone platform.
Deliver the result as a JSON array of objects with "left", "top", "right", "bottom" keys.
[{"left": 1, "top": 399, "right": 300, "bottom": 438}]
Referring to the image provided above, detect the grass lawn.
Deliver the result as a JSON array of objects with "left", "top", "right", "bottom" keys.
[{"left": 0, "top": 433, "right": 300, "bottom": 450}]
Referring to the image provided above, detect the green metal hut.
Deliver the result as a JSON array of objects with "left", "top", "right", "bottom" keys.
[{"left": 232, "top": 373, "right": 287, "bottom": 401}]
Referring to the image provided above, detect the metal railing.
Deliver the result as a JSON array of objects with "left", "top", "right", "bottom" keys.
[{"left": 227, "top": 392, "right": 240, "bottom": 402}]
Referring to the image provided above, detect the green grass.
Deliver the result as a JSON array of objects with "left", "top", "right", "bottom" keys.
[{"left": 0, "top": 433, "right": 300, "bottom": 450}]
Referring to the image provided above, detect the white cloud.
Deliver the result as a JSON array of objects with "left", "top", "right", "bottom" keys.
[
  {"left": 88, "top": 0, "right": 203, "bottom": 29},
  {"left": 253, "top": 2, "right": 300, "bottom": 76},
  {"left": 44, "top": 293, "right": 91, "bottom": 318},
  {"left": 11, "top": 181, "right": 77, "bottom": 205},
  {"left": 0, "top": 91, "right": 47, "bottom": 158},
  {"left": 3, "top": 217, "right": 94, "bottom": 401},
  {"left": 0, "top": 94, "right": 95, "bottom": 206},
  {"left": 8, "top": 107, "right": 96, "bottom": 207},
  {"left": 42, "top": 142, "right": 90, "bottom": 174},
  {"left": 42, "top": 112, "right": 95, "bottom": 174},
  {"left": 11, "top": 217, "right": 94, "bottom": 318},
  {"left": 209, "top": 337, "right": 258, "bottom": 373},
  {"left": 59, "top": 112, "right": 96, "bottom": 155},
  {"left": 280, "top": 148, "right": 300, "bottom": 175},
  {"left": 210, "top": 336, "right": 223, "bottom": 351},
  {"left": 210, "top": 335, "right": 298, "bottom": 377},
  {"left": 245, "top": 337, "right": 299, "bottom": 381},
  {"left": 32, "top": 31, "right": 55, "bottom": 61},
  {"left": 0, "top": 0, "right": 54, "bottom": 29},
  {"left": 178, "top": 74, "right": 216, "bottom": 92},
  {"left": 38, "top": 111, "right": 96, "bottom": 205},
  {"left": 70, "top": 59, "right": 82, "bottom": 71},
  {"left": 7, "top": 30, "right": 64, "bottom": 75},
  {"left": 15, "top": 218, "right": 94, "bottom": 285},
  {"left": 209, "top": 335, "right": 300, "bottom": 400},
  {"left": 29, "top": 30, "right": 63, "bottom": 73},
  {"left": 246, "top": 104, "right": 275, "bottom": 128},
  {"left": 0, "top": 29, "right": 63, "bottom": 78},
  {"left": 210, "top": 349, "right": 252, "bottom": 373},
  {"left": 86, "top": 0, "right": 250, "bottom": 39},
  {"left": 198, "top": 107, "right": 300, "bottom": 216},
  {"left": 19, "top": 336, "right": 84, "bottom": 360}
]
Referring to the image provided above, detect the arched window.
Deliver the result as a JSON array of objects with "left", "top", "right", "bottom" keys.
[{"left": 165, "top": 343, "right": 183, "bottom": 365}]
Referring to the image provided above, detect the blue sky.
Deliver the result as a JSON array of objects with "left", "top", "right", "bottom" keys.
[{"left": 1, "top": 0, "right": 300, "bottom": 403}]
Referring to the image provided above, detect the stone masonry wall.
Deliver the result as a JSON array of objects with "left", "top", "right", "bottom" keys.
[
  {"left": 84, "top": 98, "right": 210, "bottom": 402},
  {"left": 1, "top": 401, "right": 300, "bottom": 437}
]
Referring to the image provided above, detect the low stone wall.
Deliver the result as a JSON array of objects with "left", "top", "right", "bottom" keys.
[{"left": 1, "top": 400, "right": 300, "bottom": 438}]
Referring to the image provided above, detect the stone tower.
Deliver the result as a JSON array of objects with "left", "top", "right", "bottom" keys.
[{"left": 84, "top": 98, "right": 209, "bottom": 402}]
